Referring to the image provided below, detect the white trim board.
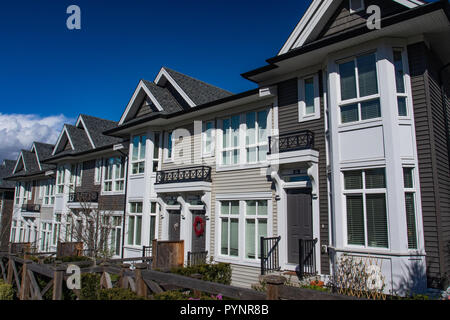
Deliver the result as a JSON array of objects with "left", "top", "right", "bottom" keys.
[
  {"left": 13, "top": 152, "right": 27, "bottom": 174},
  {"left": 30, "top": 143, "right": 42, "bottom": 171},
  {"left": 52, "top": 125, "right": 75, "bottom": 156}
]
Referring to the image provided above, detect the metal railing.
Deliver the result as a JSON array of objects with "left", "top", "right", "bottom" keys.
[
  {"left": 21, "top": 204, "right": 41, "bottom": 212},
  {"left": 268, "top": 130, "right": 315, "bottom": 154},
  {"left": 187, "top": 251, "right": 208, "bottom": 267},
  {"left": 68, "top": 191, "right": 99, "bottom": 203},
  {"left": 142, "top": 245, "right": 153, "bottom": 258},
  {"left": 260, "top": 236, "right": 281, "bottom": 275},
  {"left": 299, "top": 238, "right": 318, "bottom": 279},
  {"left": 155, "top": 166, "right": 212, "bottom": 184}
]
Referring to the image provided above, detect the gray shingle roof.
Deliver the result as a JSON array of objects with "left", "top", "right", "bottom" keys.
[
  {"left": 141, "top": 80, "right": 184, "bottom": 114},
  {"left": 34, "top": 142, "right": 56, "bottom": 171},
  {"left": 0, "top": 160, "right": 16, "bottom": 189},
  {"left": 163, "top": 67, "right": 233, "bottom": 106},
  {"left": 21, "top": 150, "right": 40, "bottom": 173},
  {"left": 80, "top": 115, "right": 123, "bottom": 148},
  {"left": 65, "top": 124, "right": 93, "bottom": 153}
]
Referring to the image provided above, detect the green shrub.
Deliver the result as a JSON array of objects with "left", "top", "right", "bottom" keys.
[
  {"left": 0, "top": 280, "right": 14, "bottom": 300},
  {"left": 152, "top": 290, "right": 223, "bottom": 300},
  {"left": 171, "top": 263, "right": 232, "bottom": 285},
  {"left": 80, "top": 273, "right": 101, "bottom": 300},
  {"left": 97, "top": 288, "right": 145, "bottom": 300}
]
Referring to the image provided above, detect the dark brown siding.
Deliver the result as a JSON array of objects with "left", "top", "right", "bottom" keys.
[
  {"left": 317, "top": 0, "right": 407, "bottom": 41},
  {"left": 277, "top": 74, "right": 330, "bottom": 274},
  {"left": 0, "top": 192, "right": 14, "bottom": 251},
  {"left": 408, "top": 42, "right": 450, "bottom": 288}
]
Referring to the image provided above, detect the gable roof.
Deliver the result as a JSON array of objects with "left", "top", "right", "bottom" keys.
[
  {"left": 279, "top": 0, "right": 427, "bottom": 55},
  {"left": 32, "top": 142, "right": 55, "bottom": 171},
  {"left": 0, "top": 160, "right": 16, "bottom": 189},
  {"left": 77, "top": 114, "right": 122, "bottom": 148},
  {"left": 119, "top": 67, "right": 233, "bottom": 125}
]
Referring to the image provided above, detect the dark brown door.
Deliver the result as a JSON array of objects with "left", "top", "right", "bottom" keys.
[
  {"left": 191, "top": 210, "right": 206, "bottom": 253},
  {"left": 168, "top": 210, "right": 181, "bottom": 241},
  {"left": 287, "top": 189, "right": 313, "bottom": 264}
]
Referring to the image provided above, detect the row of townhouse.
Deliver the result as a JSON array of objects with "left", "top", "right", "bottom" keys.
[{"left": 4, "top": 0, "right": 450, "bottom": 294}]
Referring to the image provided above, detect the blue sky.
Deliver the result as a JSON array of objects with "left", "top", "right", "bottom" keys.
[{"left": 0, "top": 0, "right": 309, "bottom": 161}]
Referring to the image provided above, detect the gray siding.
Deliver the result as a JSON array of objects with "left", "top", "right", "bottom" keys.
[
  {"left": 277, "top": 74, "right": 330, "bottom": 275},
  {"left": 408, "top": 42, "right": 450, "bottom": 288}
]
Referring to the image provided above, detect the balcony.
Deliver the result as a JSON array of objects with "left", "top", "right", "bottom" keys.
[
  {"left": 68, "top": 191, "right": 99, "bottom": 203},
  {"left": 154, "top": 166, "right": 212, "bottom": 193},
  {"left": 21, "top": 204, "right": 41, "bottom": 213},
  {"left": 268, "top": 130, "right": 314, "bottom": 154}
]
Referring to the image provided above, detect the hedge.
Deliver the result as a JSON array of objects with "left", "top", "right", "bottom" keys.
[
  {"left": 170, "top": 263, "right": 232, "bottom": 285},
  {"left": 0, "top": 280, "right": 14, "bottom": 300}
]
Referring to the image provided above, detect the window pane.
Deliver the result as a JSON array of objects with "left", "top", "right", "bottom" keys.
[
  {"left": 128, "top": 216, "right": 135, "bottom": 245},
  {"left": 132, "top": 136, "right": 140, "bottom": 161},
  {"left": 361, "top": 99, "right": 381, "bottom": 120},
  {"left": 136, "top": 216, "right": 142, "bottom": 245},
  {"left": 230, "top": 219, "right": 239, "bottom": 257},
  {"left": 366, "top": 194, "right": 388, "bottom": 248},
  {"left": 140, "top": 136, "right": 146, "bottom": 159},
  {"left": 232, "top": 150, "right": 239, "bottom": 165},
  {"left": 245, "top": 219, "right": 256, "bottom": 259},
  {"left": 232, "top": 115, "right": 240, "bottom": 147},
  {"left": 304, "top": 78, "right": 315, "bottom": 114},
  {"left": 258, "top": 145, "right": 267, "bottom": 162},
  {"left": 258, "top": 200, "right": 268, "bottom": 215},
  {"left": 246, "top": 112, "right": 256, "bottom": 146},
  {"left": 341, "top": 104, "right": 359, "bottom": 123},
  {"left": 346, "top": 195, "right": 365, "bottom": 245},
  {"left": 357, "top": 53, "right": 378, "bottom": 97},
  {"left": 223, "top": 119, "right": 230, "bottom": 148},
  {"left": 167, "top": 133, "right": 172, "bottom": 158},
  {"left": 344, "top": 171, "right": 363, "bottom": 190},
  {"left": 221, "top": 202, "right": 229, "bottom": 215},
  {"left": 393, "top": 51, "right": 405, "bottom": 93},
  {"left": 403, "top": 168, "right": 414, "bottom": 188},
  {"left": 149, "top": 216, "right": 156, "bottom": 243},
  {"left": 153, "top": 133, "right": 160, "bottom": 159},
  {"left": 405, "top": 193, "right": 418, "bottom": 249},
  {"left": 221, "top": 218, "right": 228, "bottom": 255},
  {"left": 398, "top": 97, "right": 407, "bottom": 117},
  {"left": 247, "top": 147, "right": 257, "bottom": 163},
  {"left": 258, "top": 110, "right": 267, "bottom": 142},
  {"left": 246, "top": 201, "right": 257, "bottom": 215},
  {"left": 258, "top": 219, "right": 268, "bottom": 259},
  {"left": 222, "top": 151, "right": 229, "bottom": 165},
  {"left": 231, "top": 201, "right": 240, "bottom": 215},
  {"left": 365, "top": 168, "right": 386, "bottom": 189},
  {"left": 339, "top": 60, "right": 357, "bottom": 100}
]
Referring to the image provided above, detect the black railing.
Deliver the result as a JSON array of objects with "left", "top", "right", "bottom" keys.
[
  {"left": 260, "top": 236, "right": 281, "bottom": 276},
  {"left": 268, "top": 130, "right": 315, "bottom": 154},
  {"left": 155, "top": 166, "right": 212, "bottom": 185},
  {"left": 187, "top": 251, "right": 208, "bottom": 267},
  {"left": 21, "top": 204, "right": 41, "bottom": 213},
  {"left": 299, "top": 238, "right": 318, "bottom": 279},
  {"left": 142, "top": 245, "right": 153, "bottom": 258},
  {"left": 68, "top": 191, "right": 99, "bottom": 203}
]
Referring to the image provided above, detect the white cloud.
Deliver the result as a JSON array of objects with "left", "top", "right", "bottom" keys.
[{"left": 0, "top": 113, "right": 73, "bottom": 162}]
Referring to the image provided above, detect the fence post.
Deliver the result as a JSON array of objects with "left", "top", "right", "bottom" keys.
[
  {"left": 19, "top": 260, "right": 31, "bottom": 300},
  {"left": 264, "top": 275, "right": 286, "bottom": 300},
  {"left": 6, "top": 254, "right": 14, "bottom": 285},
  {"left": 119, "top": 263, "right": 130, "bottom": 289},
  {"left": 190, "top": 273, "right": 203, "bottom": 299},
  {"left": 52, "top": 265, "right": 66, "bottom": 300},
  {"left": 134, "top": 263, "right": 148, "bottom": 298}
]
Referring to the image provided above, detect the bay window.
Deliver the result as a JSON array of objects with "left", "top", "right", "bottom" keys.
[
  {"left": 222, "top": 116, "right": 240, "bottom": 165},
  {"left": 403, "top": 167, "right": 418, "bottom": 249},
  {"left": 94, "top": 159, "right": 102, "bottom": 184},
  {"left": 246, "top": 111, "right": 268, "bottom": 163},
  {"left": 338, "top": 52, "right": 381, "bottom": 124},
  {"left": 203, "top": 121, "right": 215, "bottom": 157},
  {"left": 103, "top": 157, "right": 125, "bottom": 193},
  {"left": 127, "top": 202, "right": 142, "bottom": 246},
  {"left": 44, "top": 180, "right": 55, "bottom": 205},
  {"left": 344, "top": 168, "right": 389, "bottom": 248},
  {"left": 56, "top": 166, "right": 65, "bottom": 194},
  {"left": 131, "top": 134, "right": 146, "bottom": 174},
  {"left": 69, "top": 163, "right": 82, "bottom": 191},
  {"left": 393, "top": 50, "right": 409, "bottom": 117}
]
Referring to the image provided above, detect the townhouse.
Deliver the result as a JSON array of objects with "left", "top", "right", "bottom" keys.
[{"left": 4, "top": 0, "right": 450, "bottom": 294}]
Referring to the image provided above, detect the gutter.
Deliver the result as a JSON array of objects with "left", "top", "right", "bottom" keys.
[{"left": 242, "top": 0, "right": 449, "bottom": 81}]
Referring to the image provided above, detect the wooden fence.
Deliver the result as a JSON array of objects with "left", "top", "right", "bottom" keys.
[{"left": 0, "top": 252, "right": 356, "bottom": 300}]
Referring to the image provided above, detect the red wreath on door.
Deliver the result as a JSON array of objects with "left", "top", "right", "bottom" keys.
[{"left": 193, "top": 216, "right": 206, "bottom": 237}]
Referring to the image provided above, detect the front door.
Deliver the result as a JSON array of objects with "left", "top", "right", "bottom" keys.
[
  {"left": 191, "top": 210, "right": 206, "bottom": 253},
  {"left": 287, "top": 189, "right": 313, "bottom": 264},
  {"left": 168, "top": 210, "right": 181, "bottom": 241}
]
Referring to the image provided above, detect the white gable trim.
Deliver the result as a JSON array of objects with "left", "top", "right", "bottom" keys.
[
  {"left": 155, "top": 68, "right": 196, "bottom": 108},
  {"left": 279, "top": 0, "right": 423, "bottom": 55},
  {"left": 13, "top": 152, "right": 27, "bottom": 174},
  {"left": 30, "top": 144, "right": 42, "bottom": 171},
  {"left": 52, "top": 125, "right": 75, "bottom": 156},
  {"left": 119, "top": 81, "right": 164, "bottom": 125},
  {"left": 76, "top": 116, "right": 96, "bottom": 149}
]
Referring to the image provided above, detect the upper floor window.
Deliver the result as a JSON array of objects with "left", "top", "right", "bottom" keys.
[
  {"left": 44, "top": 180, "right": 55, "bottom": 205},
  {"left": 56, "top": 166, "right": 65, "bottom": 194},
  {"left": 23, "top": 182, "right": 31, "bottom": 201},
  {"left": 203, "top": 121, "right": 215, "bottom": 157},
  {"left": 15, "top": 183, "right": 21, "bottom": 204},
  {"left": 349, "top": 0, "right": 364, "bottom": 13},
  {"left": 222, "top": 115, "right": 240, "bottom": 165},
  {"left": 245, "top": 110, "right": 268, "bottom": 163},
  {"left": 131, "top": 135, "right": 146, "bottom": 175},
  {"left": 393, "top": 50, "right": 409, "bottom": 117},
  {"left": 165, "top": 132, "right": 173, "bottom": 161},
  {"left": 338, "top": 52, "right": 380, "bottom": 124},
  {"left": 153, "top": 132, "right": 160, "bottom": 172},
  {"left": 344, "top": 168, "right": 388, "bottom": 249},
  {"left": 69, "top": 163, "right": 82, "bottom": 191},
  {"left": 103, "top": 157, "right": 125, "bottom": 192},
  {"left": 94, "top": 159, "right": 102, "bottom": 184},
  {"left": 298, "top": 75, "right": 320, "bottom": 122}
]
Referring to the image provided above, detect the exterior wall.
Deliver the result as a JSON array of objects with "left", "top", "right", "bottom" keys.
[
  {"left": 277, "top": 74, "right": 330, "bottom": 274},
  {"left": 0, "top": 191, "right": 14, "bottom": 251},
  {"left": 408, "top": 41, "right": 450, "bottom": 288}
]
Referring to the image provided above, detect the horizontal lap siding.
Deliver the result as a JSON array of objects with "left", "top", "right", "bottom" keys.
[
  {"left": 409, "top": 42, "right": 450, "bottom": 287},
  {"left": 230, "top": 264, "right": 261, "bottom": 288},
  {"left": 277, "top": 76, "right": 329, "bottom": 275}
]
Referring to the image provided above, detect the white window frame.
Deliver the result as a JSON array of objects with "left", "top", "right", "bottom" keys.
[
  {"left": 40, "top": 222, "right": 52, "bottom": 252},
  {"left": 43, "top": 180, "right": 55, "bottom": 206},
  {"left": 349, "top": 0, "right": 365, "bottom": 13},
  {"left": 15, "top": 183, "right": 21, "bottom": 205},
  {"left": 131, "top": 134, "right": 147, "bottom": 175},
  {"left": 393, "top": 48, "right": 410, "bottom": 118},
  {"left": 245, "top": 110, "right": 269, "bottom": 164},
  {"left": 298, "top": 74, "right": 321, "bottom": 122},
  {"left": 337, "top": 51, "right": 381, "bottom": 125},
  {"left": 102, "top": 157, "right": 126, "bottom": 194},
  {"left": 342, "top": 168, "right": 389, "bottom": 250},
  {"left": 10, "top": 220, "right": 17, "bottom": 242},
  {"left": 127, "top": 202, "right": 143, "bottom": 247},
  {"left": 56, "top": 166, "right": 65, "bottom": 194},
  {"left": 403, "top": 167, "right": 418, "bottom": 250},
  {"left": 52, "top": 214, "right": 62, "bottom": 246},
  {"left": 202, "top": 120, "right": 215, "bottom": 158},
  {"left": 149, "top": 201, "right": 159, "bottom": 244}
]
